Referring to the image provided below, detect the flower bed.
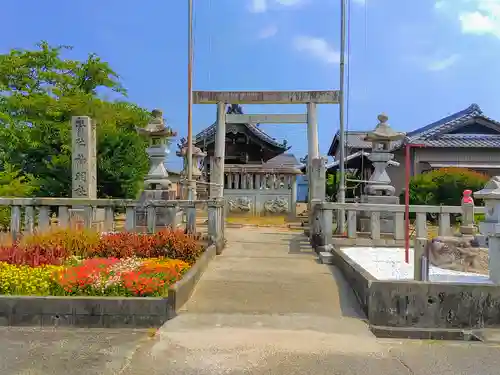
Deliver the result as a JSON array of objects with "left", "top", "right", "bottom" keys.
[
  {"left": 0, "top": 228, "right": 202, "bottom": 297},
  {"left": 0, "top": 257, "right": 190, "bottom": 297}
]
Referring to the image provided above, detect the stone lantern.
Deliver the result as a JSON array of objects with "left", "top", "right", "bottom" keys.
[
  {"left": 364, "top": 114, "right": 405, "bottom": 196},
  {"left": 176, "top": 138, "right": 207, "bottom": 199},
  {"left": 358, "top": 114, "right": 406, "bottom": 233},
  {"left": 135, "top": 109, "right": 178, "bottom": 230},
  {"left": 176, "top": 137, "right": 207, "bottom": 179},
  {"left": 136, "top": 109, "right": 177, "bottom": 192},
  {"left": 474, "top": 176, "right": 500, "bottom": 283}
]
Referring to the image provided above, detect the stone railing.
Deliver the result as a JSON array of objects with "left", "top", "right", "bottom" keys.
[
  {"left": 223, "top": 171, "right": 299, "bottom": 216},
  {"left": 310, "top": 201, "right": 485, "bottom": 249},
  {"left": 0, "top": 198, "right": 225, "bottom": 250}
]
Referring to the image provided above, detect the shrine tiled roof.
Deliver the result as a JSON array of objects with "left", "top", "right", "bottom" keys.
[
  {"left": 194, "top": 121, "right": 288, "bottom": 150},
  {"left": 262, "top": 153, "right": 300, "bottom": 168},
  {"left": 328, "top": 103, "right": 500, "bottom": 155},
  {"left": 225, "top": 153, "right": 302, "bottom": 174}
]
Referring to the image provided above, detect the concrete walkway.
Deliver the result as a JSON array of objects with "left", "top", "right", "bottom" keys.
[{"left": 118, "top": 228, "right": 500, "bottom": 375}]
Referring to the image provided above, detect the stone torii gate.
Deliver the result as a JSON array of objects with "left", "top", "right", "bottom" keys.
[{"left": 193, "top": 90, "right": 339, "bottom": 229}]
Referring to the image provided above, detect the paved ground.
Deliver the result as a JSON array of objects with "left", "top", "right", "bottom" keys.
[
  {"left": 0, "top": 327, "right": 150, "bottom": 375},
  {"left": 2, "top": 228, "right": 500, "bottom": 374}
]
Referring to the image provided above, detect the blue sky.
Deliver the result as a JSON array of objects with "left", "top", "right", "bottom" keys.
[{"left": 2, "top": 0, "right": 500, "bottom": 171}]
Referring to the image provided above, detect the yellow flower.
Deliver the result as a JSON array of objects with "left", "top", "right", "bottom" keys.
[{"left": 0, "top": 262, "right": 62, "bottom": 296}]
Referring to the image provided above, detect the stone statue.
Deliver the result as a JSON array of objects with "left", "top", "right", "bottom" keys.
[{"left": 426, "top": 237, "right": 488, "bottom": 274}]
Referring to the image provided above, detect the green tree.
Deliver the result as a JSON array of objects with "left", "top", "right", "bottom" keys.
[
  {"left": 325, "top": 171, "right": 358, "bottom": 201},
  {"left": 0, "top": 163, "right": 37, "bottom": 229},
  {"left": 0, "top": 41, "right": 156, "bottom": 199}
]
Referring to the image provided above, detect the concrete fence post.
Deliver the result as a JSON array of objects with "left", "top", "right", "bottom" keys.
[
  {"left": 208, "top": 199, "right": 225, "bottom": 254},
  {"left": 308, "top": 157, "right": 326, "bottom": 246},
  {"left": 414, "top": 237, "right": 428, "bottom": 281},
  {"left": 186, "top": 202, "right": 197, "bottom": 235},
  {"left": 316, "top": 207, "right": 333, "bottom": 252},
  {"left": 475, "top": 177, "right": 500, "bottom": 284}
]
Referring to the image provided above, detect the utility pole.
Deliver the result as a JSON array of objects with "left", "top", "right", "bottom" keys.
[
  {"left": 187, "top": 0, "right": 195, "bottom": 200},
  {"left": 337, "top": 0, "right": 347, "bottom": 232}
]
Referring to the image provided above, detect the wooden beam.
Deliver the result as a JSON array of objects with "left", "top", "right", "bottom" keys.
[
  {"left": 226, "top": 114, "right": 307, "bottom": 124},
  {"left": 193, "top": 90, "right": 340, "bottom": 104}
]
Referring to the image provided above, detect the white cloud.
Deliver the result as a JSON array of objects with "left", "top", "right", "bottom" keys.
[
  {"left": 436, "top": 0, "right": 500, "bottom": 38},
  {"left": 293, "top": 36, "right": 340, "bottom": 64},
  {"left": 426, "top": 54, "right": 460, "bottom": 71},
  {"left": 276, "top": 0, "right": 304, "bottom": 5},
  {"left": 248, "top": 0, "right": 305, "bottom": 13},
  {"left": 258, "top": 25, "right": 278, "bottom": 39},
  {"left": 249, "top": 0, "right": 267, "bottom": 13}
]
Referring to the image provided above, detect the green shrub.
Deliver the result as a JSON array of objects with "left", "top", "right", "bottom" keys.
[
  {"left": 401, "top": 167, "right": 488, "bottom": 206},
  {"left": 400, "top": 168, "right": 489, "bottom": 222}
]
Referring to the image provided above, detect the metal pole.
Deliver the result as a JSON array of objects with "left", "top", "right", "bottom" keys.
[
  {"left": 187, "top": 0, "right": 195, "bottom": 200},
  {"left": 404, "top": 143, "right": 410, "bottom": 264},
  {"left": 337, "top": 0, "right": 347, "bottom": 231},
  {"left": 404, "top": 142, "right": 426, "bottom": 264}
]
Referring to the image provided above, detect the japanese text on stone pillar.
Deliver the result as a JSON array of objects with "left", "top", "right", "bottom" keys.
[{"left": 71, "top": 116, "right": 96, "bottom": 199}]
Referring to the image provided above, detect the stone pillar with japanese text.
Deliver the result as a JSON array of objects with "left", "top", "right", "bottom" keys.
[
  {"left": 71, "top": 116, "right": 103, "bottom": 229},
  {"left": 72, "top": 116, "right": 97, "bottom": 199}
]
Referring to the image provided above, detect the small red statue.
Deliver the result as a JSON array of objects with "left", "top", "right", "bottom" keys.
[{"left": 462, "top": 189, "right": 474, "bottom": 204}]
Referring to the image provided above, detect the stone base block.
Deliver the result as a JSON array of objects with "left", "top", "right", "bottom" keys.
[
  {"left": 460, "top": 225, "right": 475, "bottom": 235},
  {"left": 318, "top": 251, "right": 334, "bottom": 265},
  {"left": 360, "top": 194, "right": 399, "bottom": 205},
  {"left": 136, "top": 189, "right": 179, "bottom": 228},
  {"left": 358, "top": 217, "right": 395, "bottom": 234},
  {"left": 69, "top": 207, "right": 106, "bottom": 231},
  {"left": 357, "top": 194, "right": 399, "bottom": 234},
  {"left": 476, "top": 234, "right": 488, "bottom": 247}
]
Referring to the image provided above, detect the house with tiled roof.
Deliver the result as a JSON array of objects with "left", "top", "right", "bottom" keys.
[{"left": 328, "top": 104, "right": 500, "bottom": 195}]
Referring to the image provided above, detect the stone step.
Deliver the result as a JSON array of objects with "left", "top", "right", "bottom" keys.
[{"left": 473, "top": 329, "right": 500, "bottom": 343}]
